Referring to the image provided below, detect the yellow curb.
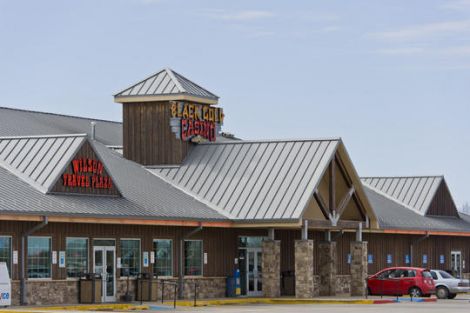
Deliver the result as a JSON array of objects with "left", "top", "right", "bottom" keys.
[
  {"left": 0, "top": 304, "right": 149, "bottom": 312},
  {"left": 163, "top": 298, "right": 375, "bottom": 307}
]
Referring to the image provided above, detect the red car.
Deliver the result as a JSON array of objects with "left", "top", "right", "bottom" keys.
[{"left": 367, "top": 267, "right": 435, "bottom": 297}]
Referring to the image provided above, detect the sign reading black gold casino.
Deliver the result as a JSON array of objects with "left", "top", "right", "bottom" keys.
[{"left": 170, "top": 101, "right": 224, "bottom": 142}]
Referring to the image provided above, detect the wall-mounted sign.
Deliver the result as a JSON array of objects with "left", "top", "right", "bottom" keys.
[
  {"left": 150, "top": 251, "right": 155, "bottom": 264},
  {"left": 13, "top": 251, "right": 18, "bottom": 265},
  {"left": 59, "top": 251, "right": 66, "bottom": 268},
  {"left": 52, "top": 251, "right": 57, "bottom": 265},
  {"left": 347, "top": 254, "right": 351, "bottom": 264},
  {"left": 439, "top": 255, "right": 445, "bottom": 264},
  {"left": 143, "top": 252, "right": 149, "bottom": 268},
  {"left": 170, "top": 101, "right": 224, "bottom": 142},
  {"left": 422, "top": 254, "right": 428, "bottom": 264},
  {"left": 368, "top": 254, "right": 373, "bottom": 264},
  {"left": 62, "top": 158, "right": 113, "bottom": 189},
  {"left": 405, "top": 254, "right": 410, "bottom": 264},
  {"left": 386, "top": 254, "right": 392, "bottom": 264}
]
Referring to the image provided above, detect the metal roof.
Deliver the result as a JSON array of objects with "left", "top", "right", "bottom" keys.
[
  {"left": 0, "top": 134, "right": 86, "bottom": 193},
  {"left": 114, "top": 68, "right": 219, "bottom": 104},
  {"left": 0, "top": 135, "right": 227, "bottom": 221},
  {"left": 148, "top": 139, "right": 340, "bottom": 221},
  {"left": 0, "top": 107, "right": 122, "bottom": 146},
  {"left": 361, "top": 176, "right": 442, "bottom": 216},
  {"left": 364, "top": 185, "right": 470, "bottom": 232}
]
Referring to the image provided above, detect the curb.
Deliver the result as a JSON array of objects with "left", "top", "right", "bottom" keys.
[
  {"left": 0, "top": 304, "right": 149, "bottom": 312},
  {"left": 162, "top": 298, "right": 396, "bottom": 306}
]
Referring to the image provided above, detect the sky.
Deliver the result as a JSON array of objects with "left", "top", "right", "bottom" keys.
[{"left": 1, "top": 0, "right": 470, "bottom": 208}]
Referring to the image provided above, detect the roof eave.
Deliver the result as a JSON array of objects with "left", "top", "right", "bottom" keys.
[{"left": 114, "top": 94, "right": 218, "bottom": 105}]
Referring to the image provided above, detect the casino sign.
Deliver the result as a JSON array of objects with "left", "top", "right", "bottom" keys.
[{"left": 170, "top": 101, "right": 224, "bottom": 142}]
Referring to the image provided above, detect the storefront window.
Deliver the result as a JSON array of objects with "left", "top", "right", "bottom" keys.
[
  {"left": 66, "top": 238, "right": 88, "bottom": 278},
  {"left": 27, "top": 237, "right": 51, "bottom": 279},
  {"left": 0, "top": 237, "right": 12, "bottom": 276},
  {"left": 120, "top": 239, "right": 140, "bottom": 276},
  {"left": 153, "top": 239, "right": 172, "bottom": 277},
  {"left": 238, "top": 237, "right": 266, "bottom": 248},
  {"left": 184, "top": 240, "right": 202, "bottom": 276}
]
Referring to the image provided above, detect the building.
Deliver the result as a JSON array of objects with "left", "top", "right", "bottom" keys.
[{"left": 0, "top": 68, "right": 469, "bottom": 305}]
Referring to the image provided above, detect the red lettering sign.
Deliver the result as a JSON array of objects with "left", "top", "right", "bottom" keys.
[{"left": 62, "top": 158, "right": 112, "bottom": 190}]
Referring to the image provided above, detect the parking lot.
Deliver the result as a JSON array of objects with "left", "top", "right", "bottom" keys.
[{"left": 166, "top": 299, "right": 470, "bottom": 313}]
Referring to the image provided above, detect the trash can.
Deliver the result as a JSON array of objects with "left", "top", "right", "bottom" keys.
[
  {"left": 136, "top": 273, "right": 158, "bottom": 301},
  {"left": 226, "top": 276, "right": 236, "bottom": 297},
  {"left": 281, "top": 271, "right": 295, "bottom": 296},
  {"left": 79, "top": 273, "right": 102, "bottom": 304},
  {"left": 0, "top": 262, "right": 11, "bottom": 307}
]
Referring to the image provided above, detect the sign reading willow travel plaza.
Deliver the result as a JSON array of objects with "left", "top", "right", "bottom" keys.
[
  {"left": 62, "top": 158, "right": 113, "bottom": 189},
  {"left": 170, "top": 101, "right": 224, "bottom": 142}
]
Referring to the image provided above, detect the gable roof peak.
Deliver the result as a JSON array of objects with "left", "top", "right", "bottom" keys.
[{"left": 114, "top": 68, "right": 219, "bottom": 105}]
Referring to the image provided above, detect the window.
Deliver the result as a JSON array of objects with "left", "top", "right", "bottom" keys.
[
  {"left": 27, "top": 237, "right": 51, "bottom": 279},
  {"left": 153, "top": 240, "right": 172, "bottom": 277},
  {"left": 120, "top": 239, "right": 140, "bottom": 276},
  {"left": 66, "top": 238, "right": 88, "bottom": 278},
  {"left": 184, "top": 240, "right": 202, "bottom": 276},
  {"left": 0, "top": 237, "right": 12, "bottom": 276},
  {"left": 439, "top": 270, "right": 454, "bottom": 279},
  {"left": 431, "top": 271, "right": 438, "bottom": 280},
  {"left": 422, "top": 271, "right": 432, "bottom": 278}
]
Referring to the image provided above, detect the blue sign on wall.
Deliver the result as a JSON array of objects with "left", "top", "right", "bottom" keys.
[
  {"left": 423, "top": 254, "right": 428, "bottom": 264},
  {"left": 368, "top": 254, "right": 373, "bottom": 264},
  {"left": 347, "top": 254, "right": 352, "bottom": 264},
  {"left": 405, "top": 254, "right": 410, "bottom": 264},
  {"left": 386, "top": 254, "right": 392, "bottom": 264},
  {"left": 440, "top": 255, "right": 445, "bottom": 264}
]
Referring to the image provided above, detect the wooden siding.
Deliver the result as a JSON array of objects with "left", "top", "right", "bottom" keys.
[
  {"left": 0, "top": 221, "right": 264, "bottom": 281},
  {"left": 50, "top": 141, "right": 120, "bottom": 196},
  {"left": 123, "top": 102, "right": 190, "bottom": 165},
  {"left": 426, "top": 180, "right": 458, "bottom": 217}
]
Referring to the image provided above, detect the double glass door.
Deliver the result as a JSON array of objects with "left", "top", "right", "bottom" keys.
[
  {"left": 93, "top": 246, "right": 116, "bottom": 302},
  {"left": 246, "top": 248, "right": 263, "bottom": 296},
  {"left": 451, "top": 251, "right": 462, "bottom": 278}
]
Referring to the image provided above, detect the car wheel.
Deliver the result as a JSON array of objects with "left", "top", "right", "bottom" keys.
[
  {"left": 409, "top": 287, "right": 422, "bottom": 298},
  {"left": 436, "top": 286, "right": 449, "bottom": 299},
  {"left": 448, "top": 293, "right": 457, "bottom": 299}
]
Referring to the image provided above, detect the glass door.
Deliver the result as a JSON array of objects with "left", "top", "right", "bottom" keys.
[
  {"left": 93, "top": 246, "right": 116, "bottom": 302},
  {"left": 451, "top": 251, "right": 462, "bottom": 278},
  {"left": 246, "top": 248, "right": 263, "bottom": 296}
]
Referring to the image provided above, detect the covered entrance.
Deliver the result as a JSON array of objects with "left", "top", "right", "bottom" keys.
[
  {"left": 93, "top": 240, "right": 116, "bottom": 302},
  {"left": 238, "top": 237, "right": 265, "bottom": 296},
  {"left": 451, "top": 251, "right": 462, "bottom": 278}
]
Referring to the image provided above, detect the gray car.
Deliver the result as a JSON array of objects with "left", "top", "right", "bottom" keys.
[{"left": 430, "top": 270, "right": 470, "bottom": 299}]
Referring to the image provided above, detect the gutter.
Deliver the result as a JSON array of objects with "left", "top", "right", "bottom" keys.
[
  {"left": 20, "top": 216, "right": 48, "bottom": 305},
  {"left": 178, "top": 225, "right": 203, "bottom": 299},
  {"left": 410, "top": 232, "right": 429, "bottom": 267}
]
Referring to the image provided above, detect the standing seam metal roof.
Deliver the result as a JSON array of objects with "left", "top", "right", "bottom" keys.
[
  {"left": 361, "top": 176, "right": 442, "bottom": 216},
  {"left": 148, "top": 139, "right": 340, "bottom": 221},
  {"left": 114, "top": 68, "right": 219, "bottom": 101}
]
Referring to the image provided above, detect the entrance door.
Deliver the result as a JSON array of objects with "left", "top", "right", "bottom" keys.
[
  {"left": 451, "top": 251, "right": 462, "bottom": 278},
  {"left": 93, "top": 246, "right": 116, "bottom": 302},
  {"left": 246, "top": 248, "right": 263, "bottom": 296}
]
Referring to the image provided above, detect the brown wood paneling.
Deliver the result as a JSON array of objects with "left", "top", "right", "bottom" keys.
[
  {"left": 122, "top": 102, "right": 191, "bottom": 165},
  {"left": 426, "top": 181, "right": 458, "bottom": 217},
  {"left": 50, "top": 141, "right": 120, "bottom": 196}
]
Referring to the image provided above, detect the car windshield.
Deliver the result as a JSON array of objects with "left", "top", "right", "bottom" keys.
[
  {"left": 439, "top": 271, "right": 454, "bottom": 279},
  {"left": 422, "top": 271, "right": 432, "bottom": 278}
]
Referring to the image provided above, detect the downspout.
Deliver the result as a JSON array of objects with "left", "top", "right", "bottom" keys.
[
  {"left": 178, "top": 225, "right": 203, "bottom": 299},
  {"left": 410, "top": 232, "right": 429, "bottom": 267},
  {"left": 20, "top": 216, "right": 48, "bottom": 305}
]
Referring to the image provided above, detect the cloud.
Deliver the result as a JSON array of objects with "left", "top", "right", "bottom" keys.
[
  {"left": 440, "top": 0, "right": 470, "bottom": 10},
  {"left": 201, "top": 9, "right": 275, "bottom": 21},
  {"left": 369, "top": 20, "right": 470, "bottom": 41},
  {"left": 376, "top": 45, "right": 470, "bottom": 56}
]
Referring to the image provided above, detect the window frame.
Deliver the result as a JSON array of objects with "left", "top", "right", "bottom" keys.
[
  {"left": 0, "top": 235, "right": 12, "bottom": 277},
  {"left": 27, "top": 236, "right": 52, "bottom": 280},
  {"left": 153, "top": 239, "right": 173, "bottom": 278},
  {"left": 183, "top": 239, "right": 203, "bottom": 277},
  {"left": 119, "top": 238, "right": 141, "bottom": 278},
  {"left": 65, "top": 237, "right": 89, "bottom": 280}
]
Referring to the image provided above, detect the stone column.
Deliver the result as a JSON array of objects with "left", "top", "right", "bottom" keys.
[
  {"left": 262, "top": 240, "right": 281, "bottom": 298},
  {"left": 350, "top": 241, "right": 368, "bottom": 296},
  {"left": 294, "top": 240, "right": 314, "bottom": 298},
  {"left": 318, "top": 241, "right": 337, "bottom": 296}
]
